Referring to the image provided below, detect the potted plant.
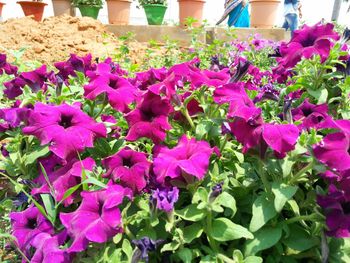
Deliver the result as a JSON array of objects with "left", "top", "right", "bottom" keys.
[
  {"left": 106, "top": 0, "right": 132, "bottom": 25},
  {"left": 178, "top": 0, "right": 205, "bottom": 27},
  {"left": 17, "top": 0, "right": 48, "bottom": 22},
  {"left": 73, "top": 0, "right": 103, "bottom": 19},
  {"left": 0, "top": 2, "right": 5, "bottom": 18},
  {"left": 52, "top": 0, "right": 75, "bottom": 16},
  {"left": 138, "top": 0, "right": 167, "bottom": 25},
  {"left": 249, "top": 0, "right": 281, "bottom": 28}
]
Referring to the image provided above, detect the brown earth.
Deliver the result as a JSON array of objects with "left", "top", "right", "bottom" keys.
[{"left": 0, "top": 15, "right": 164, "bottom": 65}]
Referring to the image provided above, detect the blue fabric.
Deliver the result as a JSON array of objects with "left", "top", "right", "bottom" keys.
[
  {"left": 227, "top": 3, "right": 250, "bottom": 28},
  {"left": 282, "top": 13, "right": 298, "bottom": 37}
]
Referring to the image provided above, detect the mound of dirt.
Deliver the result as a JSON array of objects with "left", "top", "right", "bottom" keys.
[{"left": 0, "top": 15, "right": 160, "bottom": 65}]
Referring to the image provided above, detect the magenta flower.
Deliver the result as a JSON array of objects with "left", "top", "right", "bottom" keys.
[
  {"left": 125, "top": 91, "right": 172, "bottom": 144},
  {"left": 30, "top": 231, "right": 71, "bottom": 263},
  {"left": 318, "top": 180, "right": 350, "bottom": 238},
  {"left": 102, "top": 148, "right": 151, "bottom": 193},
  {"left": 20, "top": 65, "right": 55, "bottom": 93},
  {"left": 32, "top": 158, "right": 96, "bottom": 206},
  {"left": 229, "top": 118, "right": 299, "bottom": 158},
  {"left": 60, "top": 184, "right": 132, "bottom": 252},
  {"left": 151, "top": 187, "right": 179, "bottom": 212},
  {"left": 23, "top": 103, "right": 106, "bottom": 159},
  {"left": 3, "top": 78, "right": 26, "bottom": 99},
  {"left": 0, "top": 101, "right": 31, "bottom": 130},
  {"left": 153, "top": 135, "right": 213, "bottom": 184},
  {"left": 84, "top": 62, "right": 138, "bottom": 113},
  {"left": 313, "top": 132, "right": 350, "bottom": 172},
  {"left": 278, "top": 23, "right": 340, "bottom": 68},
  {"left": 291, "top": 99, "right": 329, "bottom": 130},
  {"left": 0, "top": 53, "right": 18, "bottom": 75},
  {"left": 253, "top": 83, "right": 280, "bottom": 103},
  {"left": 10, "top": 205, "right": 54, "bottom": 254},
  {"left": 213, "top": 82, "right": 262, "bottom": 121},
  {"left": 130, "top": 67, "right": 168, "bottom": 90},
  {"left": 54, "top": 53, "right": 95, "bottom": 82}
]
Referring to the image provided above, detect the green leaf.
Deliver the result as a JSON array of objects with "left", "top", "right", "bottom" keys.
[
  {"left": 249, "top": 193, "right": 277, "bottom": 232},
  {"left": 41, "top": 194, "right": 56, "bottom": 223},
  {"left": 183, "top": 223, "right": 203, "bottom": 243},
  {"left": 283, "top": 224, "right": 318, "bottom": 252},
  {"left": 272, "top": 183, "right": 298, "bottom": 212},
  {"left": 177, "top": 248, "right": 192, "bottom": 263},
  {"left": 216, "top": 192, "right": 237, "bottom": 216},
  {"left": 192, "top": 187, "right": 208, "bottom": 204},
  {"left": 161, "top": 241, "right": 180, "bottom": 252},
  {"left": 245, "top": 226, "right": 282, "bottom": 256},
  {"left": 84, "top": 177, "right": 107, "bottom": 189},
  {"left": 307, "top": 88, "right": 328, "bottom": 104},
  {"left": 245, "top": 256, "right": 263, "bottom": 263},
  {"left": 211, "top": 218, "right": 253, "bottom": 242},
  {"left": 122, "top": 239, "right": 133, "bottom": 261},
  {"left": 25, "top": 146, "right": 50, "bottom": 165},
  {"left": 56, "top": 183, "right": 82, "bottom": 207},
  {"left": 176, "top": 204, "right": 206, "bottom": 222}
]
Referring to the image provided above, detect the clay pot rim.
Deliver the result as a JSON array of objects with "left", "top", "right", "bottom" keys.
[
  {"left": 0, "top": 2, "right": 6, "bottom": 5},
  {"left": 17, "top": 1, "right": 48, "bottom": 6}
]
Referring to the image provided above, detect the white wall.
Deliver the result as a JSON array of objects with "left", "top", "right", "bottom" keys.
[{"left": 0, "top": 0, "right": 349, "bottom": 26}]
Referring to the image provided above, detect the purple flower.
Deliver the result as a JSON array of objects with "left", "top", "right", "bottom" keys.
[
  {"left": 3, "top": 78, "right": 26, "bottom": 99},
  {"left": 313, "top": 132, "right": 350, "bottom": 172},
  {"left": 84, "top": 63, "right": 138, "bottom": 113},
  {"left": 10, "top": 205, "right": 54, "bottom": 255},
  {"left": 102, "top": 148, "right": 151, "bottom": 193},
  {"left": 0, "top": 102, "right": 31, "bottom": 130},
  {"left": 229, "top": 58, "right": 251, "bottom": 83},
  {"left": 20, "top": 65, "right": 55, "bottom": 93},
  {"left": 209, "top": 182, "right": 224, "bottom": 202},
  {"left": 60, "top": 184, "right": 133, "bottom": 253},
  {"left": 32, "top": 158, "right": 96, "bottom": 206},
  {"left": 23, "top": 103, "right": 106, "bottom": 159},
  {"left": 132, "top": 237, "right": 164, "bottom": 263},
  {"left": 54, "top": 53, "right": 95, "bottom": 81},
  {"left": 0, "top": 53, "right": 18, "bottom": 75},
  {"left": 130, "top": 67, "right": 168, "bottom": 90},
  {"left": 318, "top": 180, "right": 350, "bottom": 238},
  {"left": 125, "top": 91, "right": 172, "bottom": 144},
  {"left": 153, "top": 135, "right": 213, "bottom": 184},
  {"left": 291, "top": 99, "right": 329, "bottom": 130},
  {"left": 253, "top": 84, "right": 280, "bottom": 103},
  {"left": 30, "top": 231, "right": 71, "bottom": 263},
  {"left": 151, "top": 187, "right": 179, "bottom": 212},
  {"left": 278, "top": 23, "right": 340, "bottom": 68}
]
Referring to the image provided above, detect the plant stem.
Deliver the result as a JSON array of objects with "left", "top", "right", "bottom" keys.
[
  {"left": 181, "top": 107, "right": 195, "bottom": 131},
  {"left": 290, "top": 161, "right": 314, "bottom": 184},
  {"left": 284, "top": 213, "right": 318, "bottom": 224},
  {"left": 206, "top": 210, "right": 219, "bottom": 253},
  {"left": 258, "top": 160, "right": 270, "bottom": 193}
]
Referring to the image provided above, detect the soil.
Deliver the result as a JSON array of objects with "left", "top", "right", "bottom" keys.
[{"left": 0, "top": 15, "right": 162, "bottom": 65}]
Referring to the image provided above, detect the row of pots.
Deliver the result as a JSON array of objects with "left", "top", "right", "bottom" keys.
[{"left": 0, "top": 0, "right": 282, "bottom": 28}]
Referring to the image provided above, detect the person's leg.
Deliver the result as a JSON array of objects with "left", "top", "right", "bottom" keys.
[
  {"left": 282, "top": 16, "right": 289, "bottom": 30},
  {"left": 289, "top": 13, "right": 298, "bottom": 37}
]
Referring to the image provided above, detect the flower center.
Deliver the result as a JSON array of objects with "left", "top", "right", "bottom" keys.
[
  {"left": 341, "top": 201, "right": 350, "bottom": 214},
  {"left": 141, "top": 109, "right": 155, "bottom": 122},
  {"left": 26, "top": 218, "right": 37, "bottom": 229},
  {"left": 301, "top": 108, "right": 313, "bottom": 117},
  {"left": 59, "top": 115, "right": 73, "bottom": 129},
  {"left": 122, "top": 158, "right": 133, "bottom": 168}
]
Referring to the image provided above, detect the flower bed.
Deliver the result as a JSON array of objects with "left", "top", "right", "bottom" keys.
[{"left": 0, "top": 22, "right": 350, "bottom": 262}]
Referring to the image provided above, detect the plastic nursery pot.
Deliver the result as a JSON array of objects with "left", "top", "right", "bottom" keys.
[
  {"left": 78, "top": 5, "right": 100, "bottom": 19},
  {"left": 52, "top": 0, "right": 75, "bottom": 16},
  {"left": 17, "top": 1, "right": 48, "bottom": 22},
  {"left": 249, "top": 0, "right": 281, "bottom": 28},
  {"left": 106, "top": 0, "right": 131, "bottom": 25},
  {"left": 178, "top": 0, "right": 205, "bottom": 28},
  {"left": 0, "top": 2, "right": 5, "bottom": 18},
  {"left": 143, "top": 4, "right": 167, "bottom": 25}
]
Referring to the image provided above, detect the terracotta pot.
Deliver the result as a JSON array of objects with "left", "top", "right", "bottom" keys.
[
  {"left": 250, "top": 0, "right": 281, "bottom": 28},
  {"left": 178, "top": 0, "right": 205, "bottom": 28},
  {"left": 0, "top": 2, "right": 5, "bottom": 17},
  {"left": 106, "top": 0, "right": 131, "bottom": 25},
  {"left": 17, "top": 1, "right": 47, "bottom": 22},
  {"left": 52, "top": 0, "right": 75, "bottom": 16}
]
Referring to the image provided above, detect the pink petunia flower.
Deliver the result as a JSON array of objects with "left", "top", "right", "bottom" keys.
[{"left": 23, "top": 103, "right": 106, "bottom": 160}]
